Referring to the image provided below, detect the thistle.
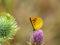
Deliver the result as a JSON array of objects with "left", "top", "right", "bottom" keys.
[
  {"left": 0, "top": 12, "right": 18, "bottom": 45},
  {"left": 30, "top": 30, "right": 43, "bottom": 45}
]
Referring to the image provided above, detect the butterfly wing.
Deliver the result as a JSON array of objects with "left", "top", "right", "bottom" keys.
[{"left": 30, "top": 17, "right": 43, "bottom": 30}]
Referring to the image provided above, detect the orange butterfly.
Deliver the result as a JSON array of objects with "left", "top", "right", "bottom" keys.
[{"left": 30, "top": 17, "right": 43, "bottom": 30}]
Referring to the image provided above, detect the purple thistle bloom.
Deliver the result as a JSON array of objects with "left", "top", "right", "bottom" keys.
[{"left": 30, "top": 30, "right": 43, "bottom": 44}]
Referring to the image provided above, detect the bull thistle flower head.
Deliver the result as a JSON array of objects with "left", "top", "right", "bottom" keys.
[
  {"left": 0, "top": 12, "right": 18, "bottom": 44},
  {"left": 30, "top": 30, "right": 43, "bottom": 45}
]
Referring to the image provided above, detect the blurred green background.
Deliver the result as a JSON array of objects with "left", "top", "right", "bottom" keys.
[{"left": 0, "top": 0, "right": 60, "bottom": 45}]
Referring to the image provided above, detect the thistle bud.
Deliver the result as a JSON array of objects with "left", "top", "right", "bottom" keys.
[{"left": 0, "top": 12, "right": 18, "bottom": 45}]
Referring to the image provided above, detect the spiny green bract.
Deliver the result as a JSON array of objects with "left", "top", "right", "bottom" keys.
[{"left": 0, "top": 12, "right": 17, "bottom": 43}]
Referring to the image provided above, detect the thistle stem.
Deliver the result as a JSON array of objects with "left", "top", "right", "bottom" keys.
[
  {"left": 32, "top": 43, "right": 41, "bottom": 45},
  {"left": 0, "top": 44, "right": 2, "bottom": 45}
]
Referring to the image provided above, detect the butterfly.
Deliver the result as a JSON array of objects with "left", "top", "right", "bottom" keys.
[{"left": 30, "top": 17, "right": 43, "bottom": 30}]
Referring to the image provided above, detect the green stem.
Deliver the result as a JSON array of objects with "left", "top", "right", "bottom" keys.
[
  {"left": 0, "top": 44, "right": 2, "bottom": 45},
  {"left": 28, "top": 42, "right": 41, "bottom": 45},
  {"left": 31, "top": 43, "right": 41, "bottom": 45}
]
